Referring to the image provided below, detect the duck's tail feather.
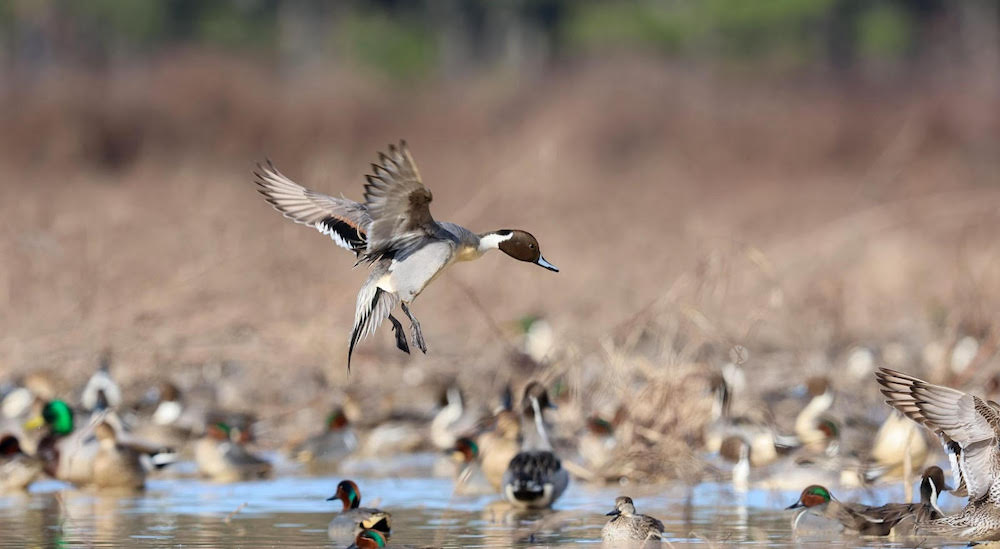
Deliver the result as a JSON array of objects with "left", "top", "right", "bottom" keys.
[{"left": 349, "top": 286, "right": 400, "bottom": 369}]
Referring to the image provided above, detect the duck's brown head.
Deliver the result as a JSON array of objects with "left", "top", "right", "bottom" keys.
[
  {"left": 606, "top": 496, "right": 636, "bottom": 517},
  {"left": 521, "top": 381, "right": 555, "bottom": 417},
  {"left": 920, "top": 465, "right": 952, "bottom": 504},
  {"left": 787, "top": 485, "right": 832, "bottom": 509},
  {"left": 327, "top": 479, "right": 361, "bottom": 510},
  {"left": 326, "top": 408, "right": 349, "bottom": 431},
  {"left": 449, "top": 437, "right": 479, "bottom": 464},
  {"left": 494, "top": 230, "right": 558, "bottom": 272}
]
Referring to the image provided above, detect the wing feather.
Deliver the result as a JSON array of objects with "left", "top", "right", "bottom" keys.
[
  {"left": 255, "top": 160, "right": 370, "bottom": 253},
  {"left": 362, "top": 141, "right": 436, "bottom": 256},
  {"left": 876, "top": 368, "right": 999, "bottom": 502}
]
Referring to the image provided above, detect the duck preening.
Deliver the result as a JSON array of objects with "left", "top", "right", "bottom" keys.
[{"left": 255, "top": 141, "right": 558, "bottom": 368}]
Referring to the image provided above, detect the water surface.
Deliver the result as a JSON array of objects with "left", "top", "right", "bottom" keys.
[{"left": 0, "top": 472, "right": 974, "bottom": 547}]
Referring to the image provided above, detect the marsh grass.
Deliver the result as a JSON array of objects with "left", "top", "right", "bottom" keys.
[{"left": 2, "top": 54, "right": 1000, "bottom": 479}]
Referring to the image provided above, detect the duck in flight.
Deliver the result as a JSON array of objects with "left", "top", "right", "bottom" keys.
[{"left": 255, "top": 141, "right": 558, "bottom": 368}]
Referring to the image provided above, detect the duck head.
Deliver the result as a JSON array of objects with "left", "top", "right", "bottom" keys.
[
  {"left": 326, "top": 408, "right": 349, "bottom": 432},
  {"left": 449, "top": 437, "right": 479, "bottom": 464},
  {"left": 0, "top": 435, "right": 23, "bottom": 456},
  {"left": 24, "top": 400, "right": 74, "bottom": 435},
  {"left": 491, "top": 230, "right": 558, "bottom": 272},
  {"left": 920, "top": 465, "right": 951, "bottom": 509},
  {"left": 94, "top": 421, "right": 118, "bottom": 448},
  {"left": 353, "top": 529, "right": 388, "bottom": 549},
  {"left": 327, "top": 479, "right": 362, "bottom": 510},
  {"left": 787, "top": 485, "right": 832, "bottom": 510},
  {"left": 606, "top": 496, "right": 636, "bottom": 518},
  {"left": 521, "top": 381, "right": 555, "bottom": 417}
]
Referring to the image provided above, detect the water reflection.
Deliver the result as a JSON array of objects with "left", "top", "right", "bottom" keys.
[{"left": 0, "top": 476, "right": 976, "bottom": 547}]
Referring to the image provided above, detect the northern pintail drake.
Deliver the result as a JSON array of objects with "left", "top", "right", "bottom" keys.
[
  {"left": 501, "top": 382, "right": 569, "bottom": 509},
  {"left": 327, "top": 480, "right": 392, "bottom": 544},
  {"left": 601, "top": 496, "right": 665, "bottom": 542},
  {"left": 876, "top": 367, "right": 1000, "bottom": 540},
  {"left": 787, "top": 467, "right": 949, "bottom": 536},
  {"left": 81, "top": 348, "right": 122, "bottom": 413},
  {"left": 255, "top": 141, "right": 558, "bottom": 368}
]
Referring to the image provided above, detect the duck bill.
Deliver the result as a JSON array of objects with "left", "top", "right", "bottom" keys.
[
  {"left": 535, "top": 256, "right": 559, "bottom": 272},
  {"left": 23, "top": 415, "right": 44, "bottom": 431},
  {"left": 786, "top": 502, "right": 804, "bottom": 510},
  {"left": 605, "top": 509, "right": 621, "bottom": 517}
]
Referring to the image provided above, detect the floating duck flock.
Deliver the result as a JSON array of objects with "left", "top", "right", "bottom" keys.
[{"left": 4, "top": 143, "right": 1000, "bottom": 546}]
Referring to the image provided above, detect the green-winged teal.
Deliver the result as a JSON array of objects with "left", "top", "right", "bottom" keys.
[
  {"left": 787, "top": 467, "right": 949, "bottom": 536},
  {"left": 877, "top": 367, "right": 1000, "bottom": 540},
  {"left": 327, "top": 480, "right": 392, "bottom": 544},
  {"left": 256, "top": 141, "right": 558, "bottom": 368},
  {"left": 501, "top": 382, "right": 569, "bottom": 509},
  {"left": 194, "top": 422, "right": 272, "bottom": 482},
  {"left": 601, "top": 496, "right": 664, "bottom": 542},
  {"left": 292, "top": 407, "right": 358, "bottom": 469}
]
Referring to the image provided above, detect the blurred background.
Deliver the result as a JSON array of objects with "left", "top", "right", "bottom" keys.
[{"left": 2, "top": 0, "right": 1000, "bottom": 456}]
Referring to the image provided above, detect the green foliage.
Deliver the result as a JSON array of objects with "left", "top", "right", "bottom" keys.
[
  {"left": 334, "top": 10, "right": 436, "bottom": 80},
  {"left": 196, "top": 2, "right": 276, "bottom": 51},
  {"left": 857, "top": 3, "right": 912, "bottom": 59},
  {"left": 567, "top": 0, "right": 833, "bottom": 63}
]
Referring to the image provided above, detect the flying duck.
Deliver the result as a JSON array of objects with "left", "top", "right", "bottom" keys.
[{"left": 255, "top": 141, "right": 558, "bottom": 368}]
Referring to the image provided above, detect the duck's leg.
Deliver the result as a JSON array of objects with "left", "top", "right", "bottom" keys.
[
  {"left": 400, "top": 303, "right": 427, "bottom": 353},
  {"left": 387, "top": 314, "right": 410, "bottom": 354}
]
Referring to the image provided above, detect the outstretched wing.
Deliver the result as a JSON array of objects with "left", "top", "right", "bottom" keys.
[
  {"left": 255, "top": 160, "right": 371, "bottom": 254},
  {"left": 877, "top": 368, "right": 1000, "bottom": 502},
  {"left": 363, "top": 141, "right": 436, "bottom": 257}
]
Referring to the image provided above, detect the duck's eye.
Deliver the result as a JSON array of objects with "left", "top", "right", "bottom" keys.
[{"left": 529, "top": 244, "right": 536, "bottom": 249}]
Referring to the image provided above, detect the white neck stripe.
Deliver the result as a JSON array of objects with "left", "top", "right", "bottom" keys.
[{"left": 478, "top": 232, "right": 513, "bottom": 253}]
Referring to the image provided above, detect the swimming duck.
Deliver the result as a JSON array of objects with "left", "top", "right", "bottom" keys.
[
  {"left": 787, "top": 467, "right": 949, "bottom": 536},
  {"left": 448, "top": 436, "right": 494, "bottom": 496},
  {"left": 704, "top": 374, "right": 799, "bottom": 466},
  {"left": 0, "top": 434, "right": 42, "bottom": 493},
  {"left": 327, "top": 480, "right": 392, "bottom": 544},
  {"left": 92, "top": 421, "right": 145, "bottom": 492},
  {"left": 502, "top": 382, "right": 569, "bottom": 509},
  {"left": 292, "top": 407, "right": 357, "bottom": 471},
  {"left": 194, "top": 422, "right": 272, "bottom": 482},
  {"left": 255, "top": 141, "right": 558, "bottom": 368},
  {"left": 26, "top": 400, "right": 175, "bottom": 489},
  {"left": 479, "top": 409, "right": 521, "bottom": 491},
  {"left": 26, "top": 400, "right": 100, "bottom": 487},
  {"left": 876, "top": 367, "right": 1000, "bottom": 540},
  {"left": 601, "top": 496, "right": 665, "bottom": 542}
]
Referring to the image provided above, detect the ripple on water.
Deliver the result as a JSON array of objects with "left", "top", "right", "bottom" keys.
[{"left": 0, "top": 475, "right": 977, "bottom": 547}]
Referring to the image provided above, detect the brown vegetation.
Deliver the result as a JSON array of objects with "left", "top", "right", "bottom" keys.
[{"left": 3, "top": 53, "right": 1000, "bottom": 477}]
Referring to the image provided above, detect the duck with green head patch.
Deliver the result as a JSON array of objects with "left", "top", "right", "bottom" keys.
[
  {"left": 195, "top": 422, "right": 272, "bottom": 482},
  {"left": 292, "top": 407, "right": 358, "bottom": 471},
  {"left": 788, "top": 468, "right": 951, "bottom": 537},
  {"left": 25, "top": 400, "right": 99, "bottom": 487},
  {"left": 349, "top": 529, "right": 388, "bottom": 549},
  {"left": 327, "top": 480, "right": 392, "bottom": 544}
]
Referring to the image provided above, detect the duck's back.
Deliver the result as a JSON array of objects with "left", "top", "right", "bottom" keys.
[
  {"left": 328, "top": 508, "right": 389, "bottom": 543},
  {"left": 502, "top": 450, "right": 569, "bottom": 508},
  {"left": 601, "top": 515, "right": 664, "bottom": 541}
]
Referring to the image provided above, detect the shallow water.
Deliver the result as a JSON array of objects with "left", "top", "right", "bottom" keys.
[{"left": 0, "top": 466, "right": 974, "bottom": 548}]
